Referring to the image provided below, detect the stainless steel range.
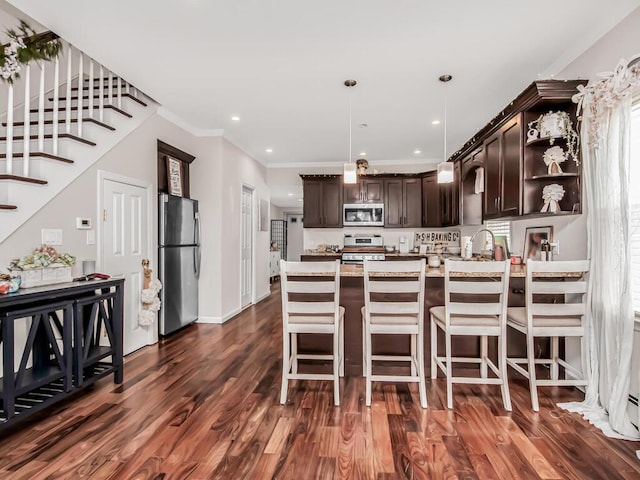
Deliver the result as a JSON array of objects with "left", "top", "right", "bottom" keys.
[{"left": 341, "top": 234, "right": 386, "bottom": 264}]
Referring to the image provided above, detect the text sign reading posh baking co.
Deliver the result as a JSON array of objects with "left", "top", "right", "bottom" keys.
[{"left": 415, "top": 230, "right": 460, "bottom": 247}]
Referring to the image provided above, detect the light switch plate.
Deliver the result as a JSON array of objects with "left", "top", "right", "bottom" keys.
[
  {"left": 41, "top": 228, "right": 63, "bottom": 245},
  {"left": 86, "top": 229, "right": 95, "bottom": 245}
]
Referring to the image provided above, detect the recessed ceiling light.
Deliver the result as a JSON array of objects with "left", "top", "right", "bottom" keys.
[
  {"left": 231, "top": 116, "right": 240, "bottom": 121},
  {"left": 266, "top": 148, "right": 273, "bottom": 153},
  {"left": 414, "top": 149, "right": 422, "bottom": 154},
  {"left": 359, "top": 123, "right": 368, "bottom": 128},
  {"left": 287, "top": 193, "right": 294, "bottom": 196},
  {"left": 297, "top": 198, "right": 303, "bottom": 202},
  {"left": 432, "top": 120, "right": 441, "bottom": 125},
  {"left": 359, "top": 151, "right": 367, "bottom": 156}
]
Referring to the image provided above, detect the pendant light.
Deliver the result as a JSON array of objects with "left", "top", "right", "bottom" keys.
[
  {"left": 437, "top": 74, "right": 454, "bottom": 184},
  {"left": 343, "top": 79, "right": 357, "bottom": 184}
]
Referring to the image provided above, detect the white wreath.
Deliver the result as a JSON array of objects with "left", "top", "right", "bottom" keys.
[{"left": 139, "top": 278, "right": 162, "bottom": 326}]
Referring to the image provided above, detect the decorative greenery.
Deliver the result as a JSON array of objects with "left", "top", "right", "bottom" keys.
[
  {"left": 9, "top": 244, "right": 76, "bottom": 270},
  {"left": 0, "top": 20, "right": 62, "bottom": 83},
  {"left": 528, "top": 111, "right": 580, "bottom": 165}
]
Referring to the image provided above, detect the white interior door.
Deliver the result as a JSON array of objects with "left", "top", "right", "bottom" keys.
[
  {"left": 286, "top": 214, "right": 304, "bottom": 261},
  {"left": 241, "top": 187, "right": 253, "bottom": 307},
  {"left": 102, "top": 178, "right": 150, "bottom": 355}
]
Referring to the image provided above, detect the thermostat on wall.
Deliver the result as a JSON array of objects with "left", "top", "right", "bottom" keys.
[{"left": 76, "top": 217, "right": 92, "bottom": 230}]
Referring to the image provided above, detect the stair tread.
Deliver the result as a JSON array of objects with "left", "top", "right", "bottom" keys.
[
  {"left": 2, "top": 118, "right": 115, "bottom": 131},
  {"left": 0, "top": 133, "right": 96, "bottom": 146},
  {"left": 30, "top": 105, "right": 132, "bottom": 118},
  {"left": 0, "top": 204, "right": 17, "bottom": 210},
  {"left": 64, "top": 91, "right": 147, "bottom": 107},
  {"left": 0, "top": 174, "right": 47, "bottom": 185},
  {"left": 0, "top": 152, "right": 74, "bottom": 164}
]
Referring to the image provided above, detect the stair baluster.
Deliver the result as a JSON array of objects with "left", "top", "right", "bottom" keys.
[
  {"left": 117, "top": 72, "right": 122, "bottom": 110},
  {"left": 38, "top": 63, "right": 45, "bottom": 152},
  {"left": 77, "top": 51, "right": 83, "bottom": 138},
  {"left": 65, "top": 44, "right": 72, "bottom": 135},
  {"left": 88, "top": 58, "right": 94, "bottom": 119},
  {"left": 6, "top": 83, "right": 13, "bottom": 175},
  {"left": 52, "top": 56, "right": 59, "bottom": 156},
  {"left": 98, "top": 65, "right": 104, "bottom": 122},
  {"left": 22, "top": 65, "right": 30, "bottom": 177}
]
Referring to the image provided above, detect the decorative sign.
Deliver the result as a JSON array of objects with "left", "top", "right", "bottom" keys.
[
  {"left": 414, "top": 230, "right": 460, "bottom": 251},
  {"left": 167, "top": 157, "right": 183, "bottom": 197}
]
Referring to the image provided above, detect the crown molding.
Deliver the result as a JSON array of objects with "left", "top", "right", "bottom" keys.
[{"left": 157, "top": 107, "right": 224, "bottom": 137}]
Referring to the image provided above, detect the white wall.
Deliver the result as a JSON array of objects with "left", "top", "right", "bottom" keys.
[{"left": 217, "top": 138, "right": 271, "bottom": 318}]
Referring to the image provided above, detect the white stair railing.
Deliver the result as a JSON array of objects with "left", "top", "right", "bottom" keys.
[{"left": 0, "top": 34, "right": 145, "bottom": 183}]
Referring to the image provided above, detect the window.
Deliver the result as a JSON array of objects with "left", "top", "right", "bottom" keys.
[
  {"left": 630, "top": 101, "right": 640, "bottom": 313},
  {"left": 485, "top": 219, "right": 511, "bottom": 254}
]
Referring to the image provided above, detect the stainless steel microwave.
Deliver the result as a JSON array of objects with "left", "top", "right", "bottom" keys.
[{"left": 343, "top": 203, "right": 384, "bottom": 226}]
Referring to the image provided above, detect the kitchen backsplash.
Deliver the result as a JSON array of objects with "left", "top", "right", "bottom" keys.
[{"left": 304, "top": 227, "right": 461, "bottom": 251}]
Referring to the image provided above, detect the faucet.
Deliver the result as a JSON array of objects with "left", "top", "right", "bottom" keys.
[{"left": 469, "top": 228, "right": 495, "bottom": 260}]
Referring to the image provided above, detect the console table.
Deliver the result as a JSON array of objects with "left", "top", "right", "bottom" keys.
[{"left": 0, "top": 278, "right": 124, "bottom": 430}]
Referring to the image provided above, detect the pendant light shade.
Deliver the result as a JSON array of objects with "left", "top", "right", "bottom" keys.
[
  {"left": 437, "top": 161, "right": 454, "bottom": 183},
  {"left": 343, "top": 79, "right": 358, "bottom": 184},
  {"left": 437, "top": 74, "right": 454, "bottom": 184},
  {"left": 343, "top": 162, "right": 357, "bottom": 183}
]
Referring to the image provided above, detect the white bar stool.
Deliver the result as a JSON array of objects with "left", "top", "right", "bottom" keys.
[
  {"left": 506, "top": 259, "right": 590, "bottom": 411},
  {"left": 279, "top": 259, "right": 344, "bottom": 406},
  {"left": 430, "top": 259, "right": 512, "bottom": 410},
  {"left": 362, "top": 259, "right": 427, "bottom": 408}
]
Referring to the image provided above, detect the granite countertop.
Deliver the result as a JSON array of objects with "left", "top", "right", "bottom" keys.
[
  {"left": 302, "top": 250, "right": 342, "bottom": 256},
  {"left": 291, "top": 264, "right": 579, "bottom": 278}
]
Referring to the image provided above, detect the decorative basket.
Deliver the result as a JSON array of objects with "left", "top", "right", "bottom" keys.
[{"left": 9, "top": 265, "right": 72, "bottom": 288}]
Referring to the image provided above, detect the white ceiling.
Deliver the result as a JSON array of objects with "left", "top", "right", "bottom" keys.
[{"left": 5, "top": 0, "right": 640, "bottom": 206}]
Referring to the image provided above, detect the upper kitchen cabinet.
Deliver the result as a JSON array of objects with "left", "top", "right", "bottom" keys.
[
  {"left": 301, "top": 175, "right": 343, "bottom": 228},
  {"left": 449, "top": 80, "right": 585, "bottom": 221},
  {"left": 343, "top": 177, "right": 384, "bottom": 204},
  {"left": 440, "top": 160, "right": 461, "bottom": 226},
  {"left": 422, "top": 172, "right": 440, "bottom": 227},
  {"left": 483, "top": 115, "right": 522, "bottom": 219},
  {"left": 384, "top": 177, "right": 422, "bottom": 228}
]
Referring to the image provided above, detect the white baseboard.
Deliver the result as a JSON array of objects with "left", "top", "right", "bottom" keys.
[
  {"left": 197, "top": 307, "right": 242, "bottom": 325},
  {"left": 197, "top": 292, "right": 271, "bottom": 325}
]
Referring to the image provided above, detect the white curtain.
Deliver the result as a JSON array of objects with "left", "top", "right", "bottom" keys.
[{"left": 559, "top": 59, "right": 640, "bottom": 439}]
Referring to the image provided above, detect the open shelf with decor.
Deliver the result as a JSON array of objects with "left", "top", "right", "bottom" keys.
[{"left": 522, "top": 101, "right": 582, "bottom": 216}]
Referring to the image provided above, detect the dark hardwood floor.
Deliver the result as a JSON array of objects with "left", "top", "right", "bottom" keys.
[{"left": 1, "top": 285, "right": 639, "bottom": 479}]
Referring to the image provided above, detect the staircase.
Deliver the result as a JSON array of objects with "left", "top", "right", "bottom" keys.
[{"left": 0, "top": 34, "right": 156, "bottom": 243}]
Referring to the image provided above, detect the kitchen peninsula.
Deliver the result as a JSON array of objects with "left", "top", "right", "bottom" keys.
[{"left": 293, "top": 261, "right": 576, "bottom": 376}]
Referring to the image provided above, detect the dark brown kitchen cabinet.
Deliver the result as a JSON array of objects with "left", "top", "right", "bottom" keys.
[
  {"left": 303, "top": 178, "right": 343, "bottom": 228},
  {"left": 483, "top": 114, "right": 522, "bottom": 219},
  {"left": 384, "top": 177, "right": 422, "bottom": 228},
  {"left": 343, "top": 177, "right": 384, "bottom": 204},
  {"left": 440, "top": 160, "right": 461, "bottom": 227},
  {"left": 422, "top": 172, "right": 441, "bottom": 227}
]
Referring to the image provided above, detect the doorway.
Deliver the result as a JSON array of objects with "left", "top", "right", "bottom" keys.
[
  {"left": 241, "top": 186, "right": 253, "bottom": 307},
  {"left": 286, "top": 213, "right": 304, "bottom": 261},
  {"left": 98, "top": 171, "right": 153, "bottom": 355}
]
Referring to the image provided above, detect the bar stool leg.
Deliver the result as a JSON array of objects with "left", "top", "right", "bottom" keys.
[
  {"left": 411, "top": 333, "right": 417, "bottom": 377},
  {"left": 445, "top": 331, "right": 453, "bottom": 409},
  {"left": 333, "top": 328, "right": 340, "bottom": 406},
  {"left": 527, "top": 332, "right": 539, "bottom": 411},
  {"left": 430, "top": 315, "right": 437, "bottom": 380},
  {"left": 339, "top": 317, "right": 345, "bottom": 377},
  {"left": 280, "top": 331, "right": 290, "bottom": 404},
  {"left": 361, "top": 316, "right": 367, "bottom": 377},
  {"left": 365, "top": 322, "right": 372, "bottom": 407},
  {"left": 417, "top": 330, "right": 428, "bottom": 408},
  {"left": 480, "top": 335, "right": 488, "bottom": 379},
  {"left": 499, "top": 331, "right": 512, "bottom": 411},
  {"left": 291, "top": 333, "right": 298, "bottom": 374},
  {"left": 551, "top": 336, "right": 559, "bottom": 381}
]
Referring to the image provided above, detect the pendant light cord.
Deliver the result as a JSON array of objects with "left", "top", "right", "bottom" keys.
[
  {"left": 443, "top": 92, "right": 447, "bottom": 162},
  {"left": 349, "top": 92, "right": 352, "bottom": 165}
]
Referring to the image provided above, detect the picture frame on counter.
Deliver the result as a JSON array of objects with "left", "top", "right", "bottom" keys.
[
  {"left": 494, "top": 235, "right": 510, "bottom": 260},
  {"left": 523, "top": 226, "right": 553, "bottom": 261}
]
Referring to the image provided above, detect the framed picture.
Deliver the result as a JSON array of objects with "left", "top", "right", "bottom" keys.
[
  {"left": 259, "top": 199, "right": 269, "bottom": 232},
  {"left": 523, "top": 226, "right": 553, "bottom": 261},
  {"left": 494, "top": 235, "right": 510, "bottom": 259},
  {"left": 166, "top": 156, "right": 183, "bottom": 197}
]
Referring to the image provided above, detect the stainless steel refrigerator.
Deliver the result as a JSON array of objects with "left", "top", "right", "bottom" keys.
[{"left": 158, "top": 193, "right": 201, "bottom": 335}]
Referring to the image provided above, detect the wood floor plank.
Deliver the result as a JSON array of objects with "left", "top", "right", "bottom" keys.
[{"left": 0, "top": 285, "right": 638, "bottom": 480}]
